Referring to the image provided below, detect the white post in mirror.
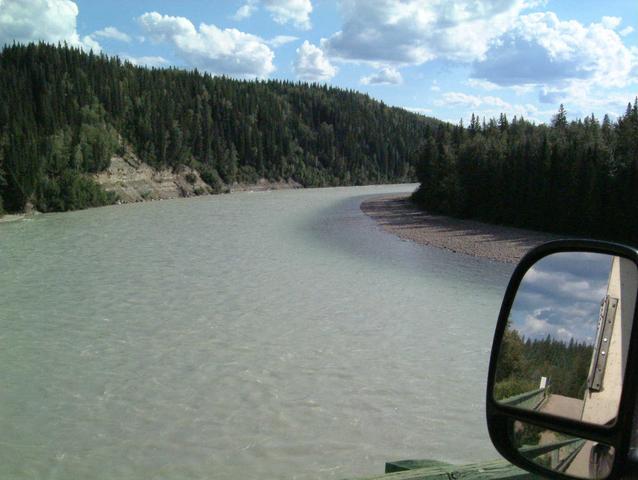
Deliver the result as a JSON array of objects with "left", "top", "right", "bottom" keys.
[{"left": 582, "top": 257, "right": 638, "bottom": 425}]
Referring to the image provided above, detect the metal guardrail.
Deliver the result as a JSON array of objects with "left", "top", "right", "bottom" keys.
[
  {"left": 520, "top": 437, "right": 586, "bottom": 474},
  {"left": 555, "top": 440, "right": 586, "bottom": 473},
  {"left": 499, "top": 387, "right": 549, "bottom": 411},
  {"left": 520, "top": 438, "right": 584, "bottom": 458}
]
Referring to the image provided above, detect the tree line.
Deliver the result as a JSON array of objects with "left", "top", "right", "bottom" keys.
[
  {"left": 0, "top": 42, "right": 438, "bottom": 214},
  {"left": 494, "top": 328, "right": 594, "bottom": 401},
  {"left": 412, "top": 102, "right": 638, "bottom": 245}
]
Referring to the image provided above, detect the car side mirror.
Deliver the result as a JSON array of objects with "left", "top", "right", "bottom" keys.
[{"left": 486, "top": 240, "right": 638, "bottom": 480}]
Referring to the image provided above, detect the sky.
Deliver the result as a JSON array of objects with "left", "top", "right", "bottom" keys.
[
  {"left": 0, "top": 0, "right": 636, "bottom": 124},
  {"left": 509, "top": 252, "right": 613, "bottom": 345}
]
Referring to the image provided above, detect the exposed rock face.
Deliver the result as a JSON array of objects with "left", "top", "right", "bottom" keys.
[{"left": 93, "top": 154, "right": 212, "bottom": 203}]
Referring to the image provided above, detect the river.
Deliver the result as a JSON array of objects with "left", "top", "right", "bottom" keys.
[{"left": 0, "top": 184, "right": 514, "bottom": 479}]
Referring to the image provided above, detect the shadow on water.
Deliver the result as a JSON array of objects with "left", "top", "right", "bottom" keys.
[{"left": 300, "top": 192, "right": 515, "bottom": 290}]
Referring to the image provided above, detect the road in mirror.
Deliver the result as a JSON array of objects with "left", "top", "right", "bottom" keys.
[
  {"left": 493, "top": 252, "right": 638, "bottom": 425},
  {"left": 513, "top": 420, "right": 614, "bottom": 479}
]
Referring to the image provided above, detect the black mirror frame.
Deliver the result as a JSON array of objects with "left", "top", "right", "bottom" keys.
[{"left": 486, "top": 239, "right": 638, "bottom": 480}]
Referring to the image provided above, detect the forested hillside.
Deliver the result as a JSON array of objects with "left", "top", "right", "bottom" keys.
[
  {"left": 0, "top": 42, "right": 438, "bottom": 214},
  {"left": 412, "top": 103, "right": 638, "bottom": 244}
]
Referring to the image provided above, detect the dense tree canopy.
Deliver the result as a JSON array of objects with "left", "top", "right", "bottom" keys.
[
  {"left": 412, "top": 102, "right": 638, "bottom": 245},
  {"left": 494, "top": 329, "right": 594, "bottom": 400},
  {"left": 0, "top": 42, "right": 438, "bottom": 214},
  {"left": 5, "top": 42, "right": 637, "bottom": 247}
]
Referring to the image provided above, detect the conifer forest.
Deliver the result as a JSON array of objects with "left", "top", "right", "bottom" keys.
[{"left": 2, "top": 43, "right": 637, "bottom": 245}]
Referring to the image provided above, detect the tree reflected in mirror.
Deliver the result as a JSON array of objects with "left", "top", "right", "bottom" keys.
[{"left": 493, "top": 253, "right": 638, "bottom": 425}]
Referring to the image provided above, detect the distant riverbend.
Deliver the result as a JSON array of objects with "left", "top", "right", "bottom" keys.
[{"left": 361, "top": 195, "right": 559, "bottom": 263}]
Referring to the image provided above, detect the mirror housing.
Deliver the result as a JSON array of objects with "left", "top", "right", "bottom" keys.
[{"left": 487, "top": 240, "right": 638, "bottom": 480}]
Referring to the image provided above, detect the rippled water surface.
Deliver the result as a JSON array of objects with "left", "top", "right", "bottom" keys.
[{"left": 0, "top": 185, "right": 514, "bottom": 479}]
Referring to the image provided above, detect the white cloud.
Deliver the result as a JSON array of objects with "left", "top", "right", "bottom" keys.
[
  {"left": 93, "top": 26, "right": 131, "bottom": 43},
  {"left": 473, "top": 12, "right": 637, "bottom": 90},
  {"left": 234, "top": 0, "right": 312, "bottom": 29},
  {"left": 267, "top": 35, "right": 298, "bottom": 48},
  {"left": 122, "top": 55, "right": 169, "bottom": 67},
  {"left": 294, "top": 40, "right": 337, "bottom": 81},
  {"left": 509, "top": 252, "right": 615, "bottom": 343},
  {"left": 511, "top": 84, "right": 535, "bottom": 95},
  {"left": 403, "top": 106, "right": 432, "bottom": 115},
  {"left": 467, "top": 78, "right": 500, "bottom": 90},
  {"left": 522, "top": 266, "right": 608, "bottom": 302},
  {"left": 433, "top": 86, "right": 634, "bottom": 124},
  {"left": 233, "top": 2, "right": 258, "bottom": 21},
  {"left": 516, "top": 301, "right": 600, "bottom": 344},
  {"left": 81, "top": 34, "right": 100, "bottom": 51},
  {"left": 523, "top": 312, "right": 552, "bottom": 334},
  {"left": 601, "top": 16, "right": 622, "bottom": 29},
  {"left": 538, "top": 86, "right": 635, "bottom": 120},
  {"left": 361, "top": 66, "right": 402, "bottom": 85},
  {"left": 620, "top": 26, "right": 634, "bottom": 37},
  {"left": 520, "top": 312, "right": 576, "bottom": 342},
  {"left": 138, "top": 11, "right": 275, "bottom": 78},
  {"left": 323, "top": 0, "right": 528, "bottom": 65},
  {"left": 0, "top": 0, "right": 99, "bottom": 51},
  {"left": 435, "top": 92, "right": 511, "bottom": 110},
  {"left": 435, "top": 92, "right": 551, "bottom": 123},
  {"left": 264, "top": 0, "right": 312, "bottom": 30}
]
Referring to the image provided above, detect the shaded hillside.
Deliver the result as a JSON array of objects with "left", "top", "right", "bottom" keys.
[{"left": 0, "top": 42, "right": 439, "bottom": 214}]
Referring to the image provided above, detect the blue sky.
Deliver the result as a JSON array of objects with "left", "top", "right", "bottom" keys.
[
  {"left": 1, "top": 0, "right": 637, "bottom": 124},
  {"left": 509, "top": 252, "right": 613, "bottom": 345}
]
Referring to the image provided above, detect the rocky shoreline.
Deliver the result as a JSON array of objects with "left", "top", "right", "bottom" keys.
[{"left": 361, "top": 194, "right": 561, "bottom": 263}]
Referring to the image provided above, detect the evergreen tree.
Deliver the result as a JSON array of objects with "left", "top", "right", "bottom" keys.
[{"left": 412, "top": 100, "right": 638, "bottom": 245}]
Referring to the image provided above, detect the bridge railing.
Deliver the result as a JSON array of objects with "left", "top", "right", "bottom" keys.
[
  {"left": 499, "top": 386, "right": 549, "bottom": 411},
  {"left": 520, "top": 437, "right": 586, "bottom": 473}
]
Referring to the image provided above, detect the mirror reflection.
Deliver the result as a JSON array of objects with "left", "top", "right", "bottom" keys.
[
  {"left": 494, "top": 253, "right": 638, "bottom": 424},
  {"left": 513, "top": 420, "right": 614, "bottom": 479}
]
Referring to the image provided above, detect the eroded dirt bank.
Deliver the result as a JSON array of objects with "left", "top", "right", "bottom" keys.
[{"left": 93, "top": 154, "right": 302, "bottom": 204}]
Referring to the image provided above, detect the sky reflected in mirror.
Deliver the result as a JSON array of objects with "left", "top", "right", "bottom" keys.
[{"left": 510, "top": 252, "right": 613, "bottom": 345}]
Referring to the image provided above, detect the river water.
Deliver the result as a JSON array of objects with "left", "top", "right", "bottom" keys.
[{"left": 0, "top": 185, "right": 514, "bottom": 479}]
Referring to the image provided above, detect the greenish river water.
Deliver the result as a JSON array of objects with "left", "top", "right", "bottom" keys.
[{"left": 0, "top": 185, "right": 514, "bottom": 479}]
